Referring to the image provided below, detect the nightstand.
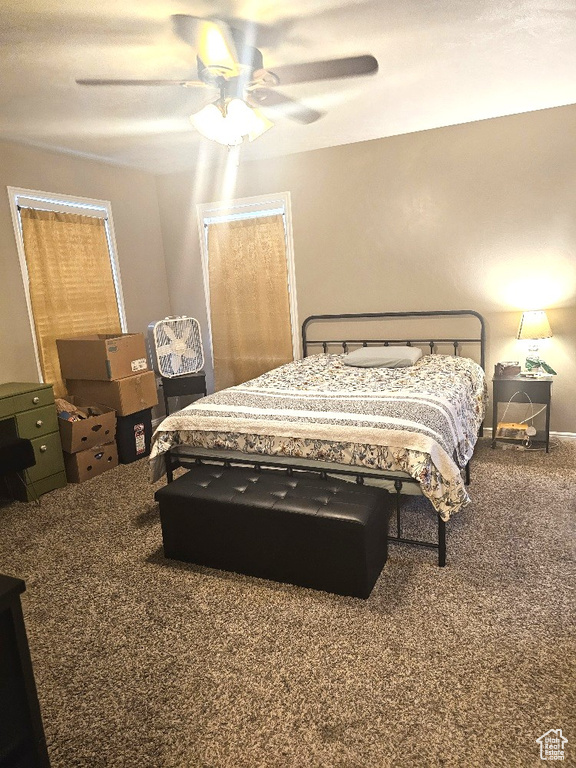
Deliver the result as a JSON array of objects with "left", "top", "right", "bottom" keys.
[
  {"left": 160, "top": 373, "right": 207, "bottom": 416},
  {"left": 492, "top": 376, "right": 552, "bottom": 452}
]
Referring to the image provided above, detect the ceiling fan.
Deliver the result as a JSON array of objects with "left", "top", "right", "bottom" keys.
[{"left": 76, "top": 15, "right": 378, "bottom": 147}]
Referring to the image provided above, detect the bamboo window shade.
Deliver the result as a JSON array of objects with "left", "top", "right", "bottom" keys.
[
  {"left": 19, "top": 208, "right": 122, "bottom": 397},
  {"left": 207, "top": 214, "right": 294, "bottom": 391}
]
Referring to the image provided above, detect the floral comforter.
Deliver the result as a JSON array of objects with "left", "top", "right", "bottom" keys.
[{"left": 150, "top": 354, "right": 487, "bottom": 520}]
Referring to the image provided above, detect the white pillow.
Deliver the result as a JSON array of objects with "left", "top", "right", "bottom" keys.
[{"left": 343, "top": 345, "right": 422, "bottom": 368}]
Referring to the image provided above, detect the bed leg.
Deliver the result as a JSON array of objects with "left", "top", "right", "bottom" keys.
[
  {"left": 165, "top": 453, "right": 174, "bottom": 484},
  {"left": 394, "top": 479, "right": 402, "bottom": 538},
  {"left": 438, "top": 516, "right": 446, "bottom": 567}
]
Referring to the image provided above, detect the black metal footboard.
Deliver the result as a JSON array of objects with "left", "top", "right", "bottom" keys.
[{"left": 163, "top": 449, "right": 452, "bottom": 567}]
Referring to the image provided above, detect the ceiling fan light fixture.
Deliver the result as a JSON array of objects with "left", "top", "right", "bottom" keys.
[{"left": 190, "top": 98, "right": 273, "bottom": 146}]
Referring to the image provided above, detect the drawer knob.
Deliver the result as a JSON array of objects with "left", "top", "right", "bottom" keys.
[
  {"left": 33, "top": 396, "right": 40, "bottom": 404},
  {"left": 36, "top": 419, "right": 43, "bottom": 428},
  {"left": 39, "top": 445, "right": 47, "bottom": 453}
]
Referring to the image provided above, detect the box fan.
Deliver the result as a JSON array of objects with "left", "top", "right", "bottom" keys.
[{"left": 147, "top": 317, "right": 204, "bottom": 378}]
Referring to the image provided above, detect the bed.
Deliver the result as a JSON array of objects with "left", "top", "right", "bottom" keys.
[{"left": 150, "top": 310, "right": 487, "bottom": 566}]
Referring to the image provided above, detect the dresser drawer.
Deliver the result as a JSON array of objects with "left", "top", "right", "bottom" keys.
[
  {"left": 24, "top": 471, "right": 67, "bottom": 501},
  {"left": 27, "top": 432, "right": 65, "bottom": 482},
  {"left": 15, "top": 405, "right": 59, "bottom": 439},
  {"left": 0, "top": 396, "right": 17, "bottom": 420},
  {"left": 6, "top": 469, "right": 67, "bottom": 502},
  {"left": 10, "top": 388, "right": 55, "bottom": 415}
]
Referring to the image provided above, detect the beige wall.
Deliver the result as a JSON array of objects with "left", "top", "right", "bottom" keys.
[
  {"left": 157, "top": 104, "right": 576, "bottom": 433},
  {"left": 0, "top": 140, "right": 171, "bottom": 393},
  {"left": 1, "top": 106, "right": 574, "bottom": 433}
]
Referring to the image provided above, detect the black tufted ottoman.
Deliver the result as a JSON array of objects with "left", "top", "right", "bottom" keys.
[{"left": 155, "top": 464, "right": 391, "bottom": 598}]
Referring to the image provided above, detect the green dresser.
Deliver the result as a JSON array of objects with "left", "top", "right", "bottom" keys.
[{"left": 0, "top": 382, "right": 67, "bottom": 501}]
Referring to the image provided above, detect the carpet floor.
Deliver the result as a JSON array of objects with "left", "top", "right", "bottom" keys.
[{"left": 0, "top": 438, "right": 574, "bottom": 767}]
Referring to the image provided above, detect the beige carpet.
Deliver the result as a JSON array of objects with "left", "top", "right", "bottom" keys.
[{"left": 0, "top": 438, "right": 574, "bottom": 767}]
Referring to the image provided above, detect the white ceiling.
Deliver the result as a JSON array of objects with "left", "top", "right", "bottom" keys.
[{"left": 2, "top": 0, "right": 576, "bottom": 175}]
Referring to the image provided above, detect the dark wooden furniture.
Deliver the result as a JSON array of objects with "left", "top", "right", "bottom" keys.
[
  {"left": 156, "top": 464, "right": 391, "bottom": 598},
  {"left": 160, "top": 373, "right": 206, "bottom": 416},
  {"left": 492, "top": 376, "right": 552, "bottom": 452},
  {"left": 0, "top": 382, "right": 66, "bottom": 501},
  {"left": 0, "top": 574, "right": 50, "bottom": 767}
]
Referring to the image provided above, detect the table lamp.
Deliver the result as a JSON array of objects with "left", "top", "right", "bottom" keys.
[{"left": 517, "top": 310, "right": 556, "bottom": 375}]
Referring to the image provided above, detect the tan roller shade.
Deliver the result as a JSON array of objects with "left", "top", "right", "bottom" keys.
[
  {"left": 20, "top": 208, "right": 122, "bottom": 397},
  {"left": 207, "top": 214, "right": 294, "bottom": 391}
]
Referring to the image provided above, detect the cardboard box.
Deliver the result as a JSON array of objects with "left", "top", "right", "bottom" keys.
[
  {"left": 66, "top": 371, "right": 158, "bottom": 417},
  {"left": 495, "top": 422, "right": 529, "bottom": 440},
  {"left": 58, "top": 400, "right": 117, "bottom": 454},
  {"left": 57, "top": 333, "right": 149, "bottom": 381},
  {"left": 64, "top": 441, "right": 118, "bottom": 483},
  {"left": 116, "top": 408, "right": 153, "bottom": 464}
]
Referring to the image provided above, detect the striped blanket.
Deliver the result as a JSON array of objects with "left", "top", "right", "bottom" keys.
[{"left": 150, "top": 354, "right": 487, "bottom": 520}]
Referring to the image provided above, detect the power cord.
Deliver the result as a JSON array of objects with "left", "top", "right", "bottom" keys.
[
  {"left": 498, "top": 390, "right": 556, "bottom": 451},
  {"left": 517, "top": 436, "right": 560, "bottom": 452}
]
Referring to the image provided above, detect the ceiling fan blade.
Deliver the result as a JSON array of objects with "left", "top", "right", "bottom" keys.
[
  {"left": 76, "top": 78, "right": 205, "bottom": 87},
  {"left": 248, "top": 89, "right": 322, "bottom": 125},
  {"left": 171, "top": 14, "right": 203, "bottom": 47},
  {"left": 263, "top": 54, "right": 378, "bottom": 86},
  {"left": 172, "top": 14, "right": 240, "bottom": 75}
]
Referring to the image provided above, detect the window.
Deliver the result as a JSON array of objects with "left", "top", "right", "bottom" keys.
[
  {"left": 198, "top": 193, "right": 298, "bottom": 390},
  {"left": 8, "top": 188, "right": 126, "bottom": 396}
]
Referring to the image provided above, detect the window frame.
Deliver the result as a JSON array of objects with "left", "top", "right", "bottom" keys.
[
  {"left": 196, "top": 191, "right": 300, "bottom": 362},
  {"left": 7, "top": 186, "right": 127, "bottom": 382}
]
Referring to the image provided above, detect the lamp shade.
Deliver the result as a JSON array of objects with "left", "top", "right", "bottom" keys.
[
  {"left": 517, "top": 310, "right": 553, "bottom": 340},
  {"left": 191, "top": 98, "right": 273, "bottom": 146}
]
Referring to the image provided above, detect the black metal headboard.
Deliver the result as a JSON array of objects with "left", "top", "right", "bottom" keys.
[{"left": 301, "top": 310, "right": 486, "bottom": 370}]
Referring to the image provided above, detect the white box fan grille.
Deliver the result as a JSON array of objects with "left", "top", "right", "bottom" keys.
[{"left": 148, "top": 317, "right": 204, "bottom": 378}]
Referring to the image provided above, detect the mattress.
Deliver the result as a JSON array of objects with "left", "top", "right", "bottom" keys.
[{"left": 150, "top": 353, "right": 487, "bottom": 520}]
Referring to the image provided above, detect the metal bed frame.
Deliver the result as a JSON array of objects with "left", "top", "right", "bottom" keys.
[{"left": 164, "top": 309, "right": 486, "bottom": 567}]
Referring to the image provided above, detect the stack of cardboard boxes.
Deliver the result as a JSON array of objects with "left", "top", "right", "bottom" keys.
[
  {"left": 56, "top": 333, "right": 158, "bottom": 482},
  {"left": 58, "top": 399, "right": 118, "bottom": 483}
]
